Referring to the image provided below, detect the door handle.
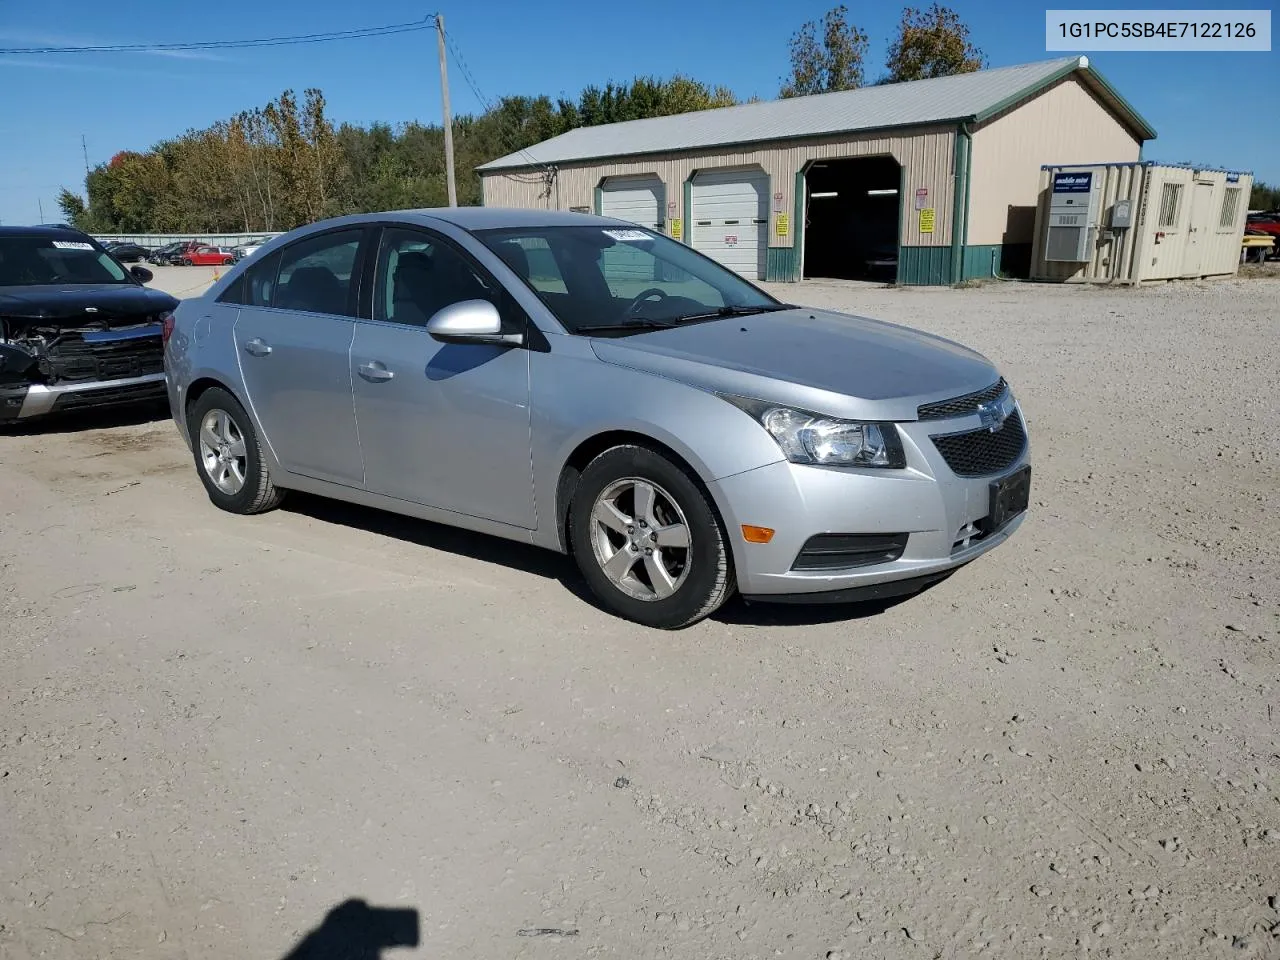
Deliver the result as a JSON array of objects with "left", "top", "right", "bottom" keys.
[
  {"left": 243, "top": 337, "right": 272, "bottom": 357},
  {"left": 358, "top": 361, "right": 395, "bottom": 382}
]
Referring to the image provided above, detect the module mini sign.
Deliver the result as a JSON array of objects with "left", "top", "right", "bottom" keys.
[{"left": 1052, "top": 171, "right": 1093, "bottom": 193}]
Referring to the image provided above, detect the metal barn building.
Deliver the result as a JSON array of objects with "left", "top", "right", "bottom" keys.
[
  {"left": 478, "top": 56, "right": 1156, "bottom": 285},
  {"left": 1031, "top": 162, "right": 1253, "bottom": 283}
]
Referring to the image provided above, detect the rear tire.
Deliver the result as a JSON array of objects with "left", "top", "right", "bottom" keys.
[
  {"left": 187, "top": 387, "right": 285, "bottom": 515},
  {"left": 223, "top": 257, "right": 235, "bottom": 265},
  {"left": 568, "top": 444, "right": 733, "bottom": 629}
]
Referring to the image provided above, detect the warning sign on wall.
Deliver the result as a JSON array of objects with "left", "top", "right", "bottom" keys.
[
  {"left": 775, "top": 214, "right": 789, "bottom": 237},
  {"left": 919, "top": 208, "right": 935, "bottom": 234},
  {"left": 914, "top": 187, "right": 929, "bottom": 211},
  {"left": 670, "top": 218, "right": 682, "bottom": 240},
  {"left": 725, "top": 234, "right": 739, "bottom": 246}
]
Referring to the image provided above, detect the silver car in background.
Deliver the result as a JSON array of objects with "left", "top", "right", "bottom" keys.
[{"left": 164, "top": 209, "right": 1030, "bottom": 628}]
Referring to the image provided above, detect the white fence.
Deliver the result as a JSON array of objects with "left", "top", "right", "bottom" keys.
[{"left": 92, "top": 232, "right": 285, "bottom": 247}]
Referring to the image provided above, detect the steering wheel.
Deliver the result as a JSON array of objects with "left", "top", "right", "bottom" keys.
[{"left": 625, "top": 287, "right": 669, "bottom": 316}]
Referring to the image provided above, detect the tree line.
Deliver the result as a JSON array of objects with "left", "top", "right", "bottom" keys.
[{"left": 60, "top": 4, "right": 985, "bottom": 234}]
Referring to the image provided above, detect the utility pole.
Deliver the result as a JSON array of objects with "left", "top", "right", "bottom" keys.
[
  {"left": 38, "top": 197, "right": 45, "bottom": 223},
  {"left": 82, "top": 134, "right": 91, "bottom": 179},
  {"left": 436, "top": 14, "right": 458, "bottom": 207}
]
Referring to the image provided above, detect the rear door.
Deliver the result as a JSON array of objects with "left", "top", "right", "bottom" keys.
[
  {"left": 349, "top": 225, "right": 535, "bottom": 527},
  {"left": 229, "top": 227, "right": 368, "bottom": 486}
]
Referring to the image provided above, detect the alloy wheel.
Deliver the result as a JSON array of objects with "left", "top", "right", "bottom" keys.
[
  {"left": 198, "top": 408, "right": 247, "bottom": 495},
  {"left": 589, "top": 478, "right": 692, "bottom": 601}
]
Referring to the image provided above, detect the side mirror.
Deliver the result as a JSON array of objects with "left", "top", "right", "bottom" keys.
[
  {"left": 425, "top": 299, "right": 521, "bottom": 345},
  {"left": 131, "top": 265, "right": 153, "bottom": 283}
]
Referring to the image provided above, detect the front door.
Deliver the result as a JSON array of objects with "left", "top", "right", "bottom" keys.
[
  {"left": 350, "top": 226, "right": 535, "bottom": 528},
  {"left": 231, "top": 227, "right": 367, "bottom": 486},
  {"left": 1183, "top": 181, "right": 1214, "bottom": 277}
]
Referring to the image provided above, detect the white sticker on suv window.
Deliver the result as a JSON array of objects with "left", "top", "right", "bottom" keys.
[
  {"left": 51, "top": 240, "right": 94, "bottom": 250},
  {"left": 602, "top": 229, "right": 651, "bottom": 242}
]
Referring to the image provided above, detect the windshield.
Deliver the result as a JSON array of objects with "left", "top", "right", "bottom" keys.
[
  {"left": 0, "top": 236, "right": 132, "bottom": 287},
  {"left": 475, "top": 225, "right": 781, "bottom": 334}
]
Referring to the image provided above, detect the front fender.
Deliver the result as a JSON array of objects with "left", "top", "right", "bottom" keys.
[{"left": 528, "top": 337, "right": 785, "bottom": 550}]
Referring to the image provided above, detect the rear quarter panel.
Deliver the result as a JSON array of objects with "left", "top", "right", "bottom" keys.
[{"left": 166, "top": 297, "right": 248, "bottom": 450}]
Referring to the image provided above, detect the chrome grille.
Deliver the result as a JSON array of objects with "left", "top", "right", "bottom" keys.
[{"left": 917, "top": 378, "right": 1007, "bottom": 421}]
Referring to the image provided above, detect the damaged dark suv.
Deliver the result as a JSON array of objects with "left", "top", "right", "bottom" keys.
[{"left": 1, "top": 225, "right": 178, "bottom": 422}]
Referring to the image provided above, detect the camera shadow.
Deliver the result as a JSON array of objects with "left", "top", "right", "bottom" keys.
[{"left": 281, "top": 899, "right": 419, "bottom": 960}]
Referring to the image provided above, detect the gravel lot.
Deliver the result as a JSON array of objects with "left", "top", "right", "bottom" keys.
[{"left": 2, "top": 275, "right": 1277, "bottom": 960}]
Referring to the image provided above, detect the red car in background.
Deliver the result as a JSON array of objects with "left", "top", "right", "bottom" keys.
[
  {"left": 180, "top": 244, "right": 237, "bottom": 266},
  {"left": 1246, "top": 214, "right": 1280, "bottom": 258}
]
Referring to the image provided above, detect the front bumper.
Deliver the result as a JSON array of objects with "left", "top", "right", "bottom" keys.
[
  {"left": 0, "top": 372, "right": 168, "bottom": 420},
  {"left": 710, "top": 409, "right": 1030, "bottom": 598}
]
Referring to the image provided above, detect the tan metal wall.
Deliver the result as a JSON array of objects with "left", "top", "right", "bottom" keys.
[
  {"left": 1030, "top": 163, "right": 1144, "bottom": 282},
  {"left": 1031, "top": 164, "right": 1252, "bottom": 282},
  {"left": 967, "top": 77, "right": 1143, "bottom": 247},
  {"left": 480, "top": 125, "right": 957, "bottom": 249},
  {"left": 1132, "top": 166, "right": 1252, "bottom": 280}
]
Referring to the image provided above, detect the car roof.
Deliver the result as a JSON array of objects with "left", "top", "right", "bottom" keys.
[
  {"left": 0, "top": 224, "right": 94, "bottom": 240},
  {"left": 298, "top": 207, "right": 635, "bottom": 233}
]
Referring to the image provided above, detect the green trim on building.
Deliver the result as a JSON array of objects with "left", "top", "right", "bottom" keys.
[
  {"left": 793, "top": 170, "right": 806, "bottom": 282},
  {"left": 765, "top": 247, "right": 796, "bottom": 282},
  {"left": 962, "top": 244, "right": 1002, "bottom": 280},
  {"left": 592, "top": 186, "right": 602, "bottom": 216},
  {"left": 900, "top": 246, "right": 952, "bottom": 285},
  {"left": 972, "top": 57, "right": 1156, "bottom": 141},
  {"left": 682, "top": 179, "right": 693, "bottom": 245},
  {"left": 949, "top": 126, "right": 970, "bottom": 284}
]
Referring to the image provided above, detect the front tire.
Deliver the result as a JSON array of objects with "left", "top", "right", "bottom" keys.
[
  {"left": 568, "top": 444, "right": 733, "bottom": 629},
  {"left": 187, "top": 387, "right": 285, "bottom": 514}
]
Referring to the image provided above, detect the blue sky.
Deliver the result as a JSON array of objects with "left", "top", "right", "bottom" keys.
[{"left": 0, "top": 0, "right": 1275, "bottom": 224}]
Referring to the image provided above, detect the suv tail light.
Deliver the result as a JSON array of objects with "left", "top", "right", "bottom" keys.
[{"left": 160, "top": 310, "right": 175, "bottom": 344}]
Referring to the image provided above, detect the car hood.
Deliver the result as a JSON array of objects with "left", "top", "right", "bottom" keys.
[
  {"left": 589, "top": 307, "right": 1001, "bottom": 422},
  {"left": 0, "top": 284, "right": 178, "bottom": 330}
]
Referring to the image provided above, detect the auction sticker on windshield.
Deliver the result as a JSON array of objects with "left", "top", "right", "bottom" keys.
[
  {"left": 602, "top": 230, "right": 652, "bottom": 242},
  {"left": 52, "top": 241, "right": 95, "bottom": 250}
]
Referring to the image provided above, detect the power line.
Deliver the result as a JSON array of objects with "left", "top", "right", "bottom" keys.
[
  {"left": 442, "top": 30, "right": 555, "bottom": 179},
  {"left": 0, "top": 17, "right": 435, "bottom": 55}
]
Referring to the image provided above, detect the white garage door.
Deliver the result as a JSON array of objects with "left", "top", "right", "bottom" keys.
[
  {"left": 599, "top": 175, "right": 664, "bottom": 283},
  {"left": 691, "top": 168, "right": 769, "bottom": 279},
  {"left": 599, "top": 175, "right": 663, "bottom": 229}
]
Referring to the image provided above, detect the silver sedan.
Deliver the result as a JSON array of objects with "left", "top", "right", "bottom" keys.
[{"left": 164, "top": 208, "right": 1029, "bottom": 628}]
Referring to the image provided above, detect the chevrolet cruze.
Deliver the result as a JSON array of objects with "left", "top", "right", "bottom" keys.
[{"left": 165, "top": 208, "right": 1030, "bottom": 628}]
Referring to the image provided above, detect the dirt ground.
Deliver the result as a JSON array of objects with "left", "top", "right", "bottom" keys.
[{"left": 1, "top": 275, "right": 1277, "bottom": 960}]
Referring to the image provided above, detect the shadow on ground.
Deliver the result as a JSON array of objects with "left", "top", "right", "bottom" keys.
[
  {"left": 0, "top": 399, "right": 170, "bottom": 436},
  {"left": 281, "top": 900, "right": 419, "bottom": 959},
  {"left": 284, "top": 493, "right": 911, "bottom": 628}
]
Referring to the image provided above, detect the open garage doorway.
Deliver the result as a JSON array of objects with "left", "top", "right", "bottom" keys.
[{"left": 803, "top": 156, "right": 901, "bottom": 282}]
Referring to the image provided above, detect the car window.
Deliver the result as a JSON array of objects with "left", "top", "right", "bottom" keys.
[
  {"left": 374, "top": 227, "right": 499, "bottom": 327},
  {"left": 0, "top": 236, "right": 131, "bottom": 286},
  {"left": 272, "top": 229, "right": 362, "bottom": 316},
  {"left": 478, "top": 225, "right": 776, "bottom": 333},
  {"left": 491, "top": 236, "right": 566, "bottom": 294},
  {"left": 217, "top": 250, "right": 281, "bottom": 307}
]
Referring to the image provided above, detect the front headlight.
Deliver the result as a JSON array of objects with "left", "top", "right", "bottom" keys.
[{"left": 722, "top": 396, "right": 906, "bottom": 468}]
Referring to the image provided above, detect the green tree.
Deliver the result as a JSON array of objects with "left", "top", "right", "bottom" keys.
[
  {"left": 56, "top": 188, "right": 93, "bottom": 231},
  {"left": 1250, "top": 181, "right": 1279, "bottom": 211},
  {"left": 58, "top": 73, "right": 740, "bottom": 232},
  {"left": 781, "top": 5, "right": 869, "bottom": 97},
  {"left": 884, "top": 3, "right": 984, "bottom": 82}
]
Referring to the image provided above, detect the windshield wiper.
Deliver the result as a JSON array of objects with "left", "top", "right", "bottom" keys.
[
  {"left": 576, "top": 318, "right": 678, "bottom": 334},
  {"left": 671, "top": 304, "right": 792, "bottom": 323}
]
